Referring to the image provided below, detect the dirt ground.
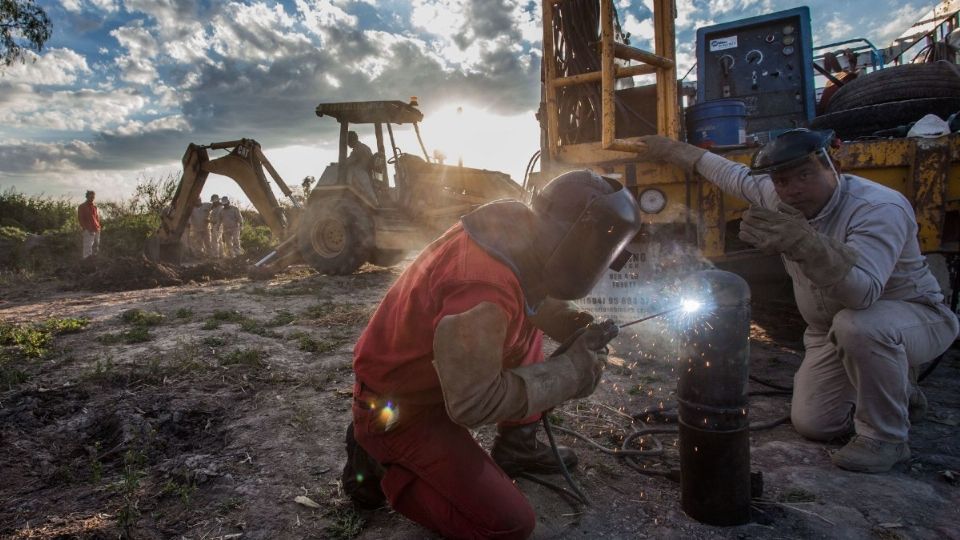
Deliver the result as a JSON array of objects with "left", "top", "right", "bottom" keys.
[{"left": 0, "top": 263, "right": 958, "bottom": 539}]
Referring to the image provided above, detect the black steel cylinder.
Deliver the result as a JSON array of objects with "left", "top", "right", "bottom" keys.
[{"left": 677, "top": 270, "right": 751, "bottom": 526}]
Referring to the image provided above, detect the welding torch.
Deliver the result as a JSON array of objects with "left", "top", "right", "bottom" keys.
[{"left": 551, "top": 299, "right": 703, "bottom": 358}]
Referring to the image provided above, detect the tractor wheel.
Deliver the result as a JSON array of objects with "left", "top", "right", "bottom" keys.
[
  {"left": 825, "top": 62, "right": 960, "bottom": 114},
  {"left": 811, "top": 97, "right": 960, "bottom": 139},
  {"left": 296, "top": 196, "right": 373, "bottom": 275},
  {"left": 369, "top": 248, "right": 407, "bottom": 268}
]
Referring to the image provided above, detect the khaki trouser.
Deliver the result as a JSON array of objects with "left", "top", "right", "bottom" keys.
[
  {"left": 82, "top": 230, "right": 100, "bottom": 258},
  {"left": 210, "top": 225, "right": 222, "bottom": 258},
  {"left": 223, "top": 227, "right": 241, "bottom": 258},
  {"left": 791, "top": 300, "right": 959, "bottom": 443},
  {"left": 190, "top": 228, "right": 210, "bottom": 257}
]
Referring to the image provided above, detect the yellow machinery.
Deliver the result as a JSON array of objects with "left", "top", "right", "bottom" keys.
[
  {"left": 146, "top": 139, "right": 298, "bottom": 264},
  {"left": 535, "top": 0, "right": 959, "bottom": 308},
  {"left": 148, "top": 100, "right": 521, "bottom": 276}
]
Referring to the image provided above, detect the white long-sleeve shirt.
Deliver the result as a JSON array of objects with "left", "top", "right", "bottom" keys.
[
  {"left": 697, "top": 152, "right": 944, "bottom": 331},
  {"left": 220, "top": 205, "right": 243, "bottom": 230}
]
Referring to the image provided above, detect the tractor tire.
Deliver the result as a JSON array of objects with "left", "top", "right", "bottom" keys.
[
  {"left": 296, "top": 196, "right": 373, "bottom": 275},
  {"left": 369, "top": 248, "right": 407, "bottom": 268},
  {"left": 825, "top": 62, "right": 960, "bottom": 114},
  {"left": 811, "top": 97, "right": 960, "bottom": 139}
]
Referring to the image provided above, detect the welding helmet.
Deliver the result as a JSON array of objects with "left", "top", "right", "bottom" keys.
[
  {"left": 751, "top": 129, "right": 835, "bottom": 174},
  {"left": 532, "top": 170, "right": 642, "bottom": 300}
]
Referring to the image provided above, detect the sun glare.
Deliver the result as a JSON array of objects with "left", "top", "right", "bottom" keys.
[{"left": 391, "top": 103, "right": 540, "bottom": 185}]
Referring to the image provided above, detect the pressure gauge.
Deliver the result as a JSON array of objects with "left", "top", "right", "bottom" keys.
[{"left": 639, "top": 188, "right": 667, "bottom": 214}]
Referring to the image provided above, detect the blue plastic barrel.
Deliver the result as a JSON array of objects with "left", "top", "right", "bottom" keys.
[{"left": 687, "top": 99, "right": 747, "bottom": 148}]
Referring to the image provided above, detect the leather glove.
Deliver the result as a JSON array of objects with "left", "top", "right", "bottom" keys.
[
  {"left": 513, "top": 320, "right": 619, "bottom": 414},
  {"left": 529, "top": 297, "right": 594, "bottom": 343},
  {"left": 637, "top": 135, "right": 708, "bottom": 172},
  {"left": 739, "top": 203, "right": 858, "bottom": 287}
]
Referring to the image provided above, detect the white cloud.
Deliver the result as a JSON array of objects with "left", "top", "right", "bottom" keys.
[
  {"left": 110, "top": 114, "right": 190, "bottom": 136},
  {"left": 111, "top": 21, "right": 163, "bottom": 84},
  {"left": 0, "top": 138, "right": 101, "bottom": 175},
  {"left": 411, "top": 0, "right": 467, "bottom": 42},
  {"left": 61, "top": 0, "right": 118, "bottom": 12},
  {"left": 0, "top": 87, "right": 148, "bottom": 132},
  {"left": 868, "top": 3, "right": 930, "bottom": 47},
  {"left": 115, "top": 56, "right": 158, "bottom": 84},
  {"left": 297, "top": 0, "right": 358, "bottom": 39},
  {"left": 0, "top": 48, "right": 91, "bottom": 86},
  {"left": 823, "top": 16, "right": 853, "bottom": 43},
  {"left": 623, "top": 12, "right": 655, "bottom": 45},
  {"left": 112, "top": 23, "right": 160, "bottom": 59},
  {"left": 209, "top": 1, "right": 312, "bottom": 62}
]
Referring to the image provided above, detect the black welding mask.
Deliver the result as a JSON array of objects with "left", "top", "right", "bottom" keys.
[
  {"left": 750, "top": 128, "right": 836, "bottom": 174},
  {"left": 533, "top": 170, "right": 642, "bottom": 300}
]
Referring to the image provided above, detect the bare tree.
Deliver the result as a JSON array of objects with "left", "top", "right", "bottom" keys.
[{"left": 1, "top": 0, "right": 52, "bottom": 67}]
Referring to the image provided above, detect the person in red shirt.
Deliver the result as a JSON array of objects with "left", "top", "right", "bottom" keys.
[
  {"left": 77, "top": 190, "right": 101, "bottom": 258},
  {"left": 344, "top": 170, "right": 642, "bottom": 539}
]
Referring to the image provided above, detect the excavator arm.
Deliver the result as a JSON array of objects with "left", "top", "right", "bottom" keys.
[{"left": 147, "top": 139, "right": 299, "bottom": 264}]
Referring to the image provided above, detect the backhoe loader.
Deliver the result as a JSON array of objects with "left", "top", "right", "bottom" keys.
[{"left": 146, "top": 99, "right": 521, "bottom": 276}]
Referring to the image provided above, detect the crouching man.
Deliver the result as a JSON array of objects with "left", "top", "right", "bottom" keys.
[
  {"left": 342, "top": 170, "right": 641, "bottom": 538},
  {"left": 638, "top": 129, "right": 959, "bottom": 473}
]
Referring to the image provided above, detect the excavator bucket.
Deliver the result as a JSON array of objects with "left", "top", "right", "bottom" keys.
[
  {"left": 146, "top": 139, "right": 293, "bottom": 265},
  {"left": 147, "top": 143, "right": 210, "bottom": 264}
]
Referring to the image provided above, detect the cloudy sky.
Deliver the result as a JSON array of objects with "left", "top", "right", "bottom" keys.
[{"left": 0, "top": 0, "right": 936, "bottom": 205}]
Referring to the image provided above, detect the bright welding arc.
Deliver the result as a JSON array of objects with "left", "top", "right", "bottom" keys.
[{"left": 618, "top": 297, "right": 705, "bottom": 329}]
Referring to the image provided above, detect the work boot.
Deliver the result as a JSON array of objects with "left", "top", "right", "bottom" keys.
[
  {"left": 908, "top": 366, "right": 927, "bottom": 424},
  {"left": 831, "top": 435, "right": 910, "bottom": 473},
  {"left": 341, "top": 423, "right": 386, "bottom": 509},
  {"left": 491, "top": 422, "right": 578, "bottom": 477}
]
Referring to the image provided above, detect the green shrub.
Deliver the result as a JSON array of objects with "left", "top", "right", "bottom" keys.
[
  {"left": 99, "top": 213, "right": 160, "bottom": 258},
  {"left": 211, "top": 310, "right": 247, "bottom": 323},
  {"left": 266, "top": 310, "right": 296, "bottom": 327},
  {"left": 0, "top": 189, "right": 75, "bottom": 233},
  {"left": 220, "top": 348, "right": 267, "bottom": 367},
  {"left": 201, "top": 336, "right": 226, "bottom": 347},
  {"left": 98, "top": 326, "right": 152, "bottom": 345},
  {"left": 0, "top": 317, "right": 89, "bottom": 358},
  {"left": 240, "top": 224, "right": 274, "bottom": 259},
  {"left": 119, "top": 309, "right": 164, "bottom": 327}
]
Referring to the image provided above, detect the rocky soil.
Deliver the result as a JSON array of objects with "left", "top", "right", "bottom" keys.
[{"left": 0, "top": 264, "right": 957, "bottom": 539}]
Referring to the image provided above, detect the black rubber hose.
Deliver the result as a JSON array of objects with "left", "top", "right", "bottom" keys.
[{"left": 542, "top": 416, "right": 591, "bottom": 506}]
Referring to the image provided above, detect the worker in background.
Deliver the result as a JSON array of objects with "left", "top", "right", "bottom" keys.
[
  {"left": 189, "top": 197, "right": 212, "bottom": 258},
  {"left": 208, "top": 194, "right": 223, "bottom": 259},
  {"left": 638, "top": 129, "right": 959, "bottom": 473},
  {"left": 219, "top": 197, "right": 243, "bottom": 258},
  {"left": 77, "top": 190, "right": 100, "bottom": 259},
  {"left": 344, "top": 130, "right": 377, "bottom": 202},
  {"left": 343, "top": 170, "right": 642, "bottom": 538}
]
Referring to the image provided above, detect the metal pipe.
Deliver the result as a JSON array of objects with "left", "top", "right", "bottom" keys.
[{"left": 677, "top": 269, "right": 751, "bottom": 526}]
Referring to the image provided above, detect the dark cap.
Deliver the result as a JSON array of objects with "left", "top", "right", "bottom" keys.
[{"left": 750, "top": 129, "right": 835, "bottom": 174}]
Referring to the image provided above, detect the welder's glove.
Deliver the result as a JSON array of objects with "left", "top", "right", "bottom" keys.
[
  {"left": 636, "top": 135, "right": 708, "bottom": 172},
  {"left": 433, "top": 304, "right": 618, "bottom": 428},
  {"left": 514, "top": 320, "right": 619, "bottom": 415},
  {"left": 529, "top": 297, "right": 594, "bottom": 343},
  {"left": 739, "top": 203, "right": 858, "bottom": 287}
]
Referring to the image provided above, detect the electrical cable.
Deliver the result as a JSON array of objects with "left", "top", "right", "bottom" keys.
[{"left": 521, "top": 150, "right": 541, "bottom": 192}]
